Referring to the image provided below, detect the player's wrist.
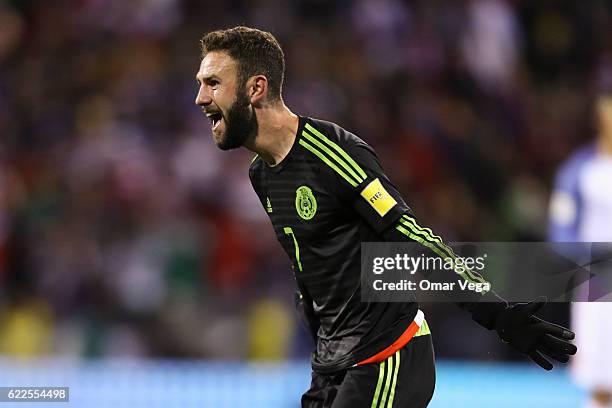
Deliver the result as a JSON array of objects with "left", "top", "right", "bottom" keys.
[
  {"left": 470, "top": 301, "right": 508, "bottom": 330},
  {"left": 457, "top": 289, "right": 508, "bottom": 330}
]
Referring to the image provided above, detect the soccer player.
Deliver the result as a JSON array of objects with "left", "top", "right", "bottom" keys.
[
  {"left": 549, "top": 81, "right": 612, "bottom": 408},
  {"left": 196, "top": 26, "right": 577, "bottom": 407}
]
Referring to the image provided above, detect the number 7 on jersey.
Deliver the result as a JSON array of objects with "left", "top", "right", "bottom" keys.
[{"left": 283, "top": 227, "right": 303, "bottom": 272}]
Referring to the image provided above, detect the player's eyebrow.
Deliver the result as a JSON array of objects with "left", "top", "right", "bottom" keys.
[{"left": 196, "top": 74, "right": 220, "bottom": 85}]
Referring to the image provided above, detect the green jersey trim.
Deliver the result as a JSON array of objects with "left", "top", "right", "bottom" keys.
[
  {"left": 302, "top": 122, "right": 368, "bottom": 184},
  {"left": 370, "top": 351, "right": 401, "bottom": 408},
  {"left": 387, "top": 350, "right": 401, "bottom": 408},
  {"left": 371, "top": 360, "right": 386, "bottom": 408},
  {"left": 305, "top": 123, "right": 367, "bottom": 180},
  {"left": 302, "top": 130, "right": 364, "bottom": 184},
  {"left": 396, "top": 215, "right": 488, "bottom": 285},
  {"left": 299, "top": 139, "right": 360, "bottom": 187}
]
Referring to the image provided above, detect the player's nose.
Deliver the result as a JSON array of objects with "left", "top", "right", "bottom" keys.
[{"left": 195, "top": 85, "right": 212, "bottom": 107}]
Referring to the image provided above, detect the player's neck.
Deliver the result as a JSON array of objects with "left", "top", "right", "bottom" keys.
[{"left": 244, "top": 103, "right": 299, "bottom": 166}]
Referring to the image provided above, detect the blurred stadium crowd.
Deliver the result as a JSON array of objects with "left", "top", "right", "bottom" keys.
[{"left": 0, "top": 0, "right": 610, "bottom": 364}]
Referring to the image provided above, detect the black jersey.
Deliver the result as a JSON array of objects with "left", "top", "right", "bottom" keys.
[{"left": 249, "top": 116, "right": 419, "bottom": 373}]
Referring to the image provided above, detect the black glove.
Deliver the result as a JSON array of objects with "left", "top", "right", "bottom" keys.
[
  {"left": 493, "top": 299, "right": 577, "bottom": 370},
  {"left": 294, "top": 291, "right": 319, "bottom": 343}
]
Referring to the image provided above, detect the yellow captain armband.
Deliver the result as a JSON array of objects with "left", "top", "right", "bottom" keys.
[{"left": 360, "top": 178, "right": 397, "bottom": 217}]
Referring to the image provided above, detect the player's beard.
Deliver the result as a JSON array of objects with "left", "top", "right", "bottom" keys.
[{"left": 216, "top": 90, "right": 258, "bottom": 151}]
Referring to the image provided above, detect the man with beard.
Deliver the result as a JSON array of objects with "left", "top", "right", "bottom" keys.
[{"left": 195, "top": 26, "right": 577, "bottom": 408}]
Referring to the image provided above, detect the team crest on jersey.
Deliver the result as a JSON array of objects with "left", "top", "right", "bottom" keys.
[{"left": 295, "top": 186, "right": 317, "bottom": 220}]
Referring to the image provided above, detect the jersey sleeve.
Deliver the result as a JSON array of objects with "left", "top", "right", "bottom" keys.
[
  {"left": 302, "top": 122, "right": 507, "bottom": 326},
  {"left": 328, "top": 140, "right": 411, "bottom": 234},
  {"left": 381, "top": 210, "right": 508, "bottom": 329}
]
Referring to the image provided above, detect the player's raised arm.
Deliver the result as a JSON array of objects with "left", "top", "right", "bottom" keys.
[
  {"left": 380, "top": 216, "right": 577, "bottom": 370},
  {"left": 330, "top": 136, "right": 577, "bottom": 370}
]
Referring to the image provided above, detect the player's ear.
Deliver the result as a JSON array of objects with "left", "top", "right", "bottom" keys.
[{"left": 248, "top": 75, "right": 268, "bottom": 106}]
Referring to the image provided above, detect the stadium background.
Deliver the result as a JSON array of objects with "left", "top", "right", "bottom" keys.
[{"left": 0, "top": 0, "right": 610, "bottom": 406}]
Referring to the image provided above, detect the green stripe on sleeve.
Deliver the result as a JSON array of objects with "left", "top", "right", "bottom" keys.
[
  {"left": 402, "top": 214, "right": 444, "bottom": 241},
  {"left": 304, "top": 122, "right": 368, "bottom": 180},
  {"left": 299, "top": 139, "right": 359, "bottom": 187},
  {"left": 399, "top": 216, "right": 488, "bottom": 285},
  {"left": 398, "top": 220, "right": 478, "bottom": 282},
  {"left": 302, "top": 130, "right": 363, "bottom": 184},
  {"left": 371, "top": 361, "right": 386, "bottom": 408},
  {"left": 400, "top": 216, "right": 446, "bottom": 247},
  {"left": 401, "top": 215, "right": 460, "bottom": 262},
  {"left": 396, "top": 224, "right": 446, "bottom": 260},
  {"left": 398, "top": 218, "right": 453, "bottom": 259}
]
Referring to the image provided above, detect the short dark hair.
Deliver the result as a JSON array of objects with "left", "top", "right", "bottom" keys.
[{"left": 200, "top": 26, "right": 285, "bottom": 101}]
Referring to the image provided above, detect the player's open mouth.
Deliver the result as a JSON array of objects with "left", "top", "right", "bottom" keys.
[{"left": 207, "top": 112, "right": 223, "bottom": 130}]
